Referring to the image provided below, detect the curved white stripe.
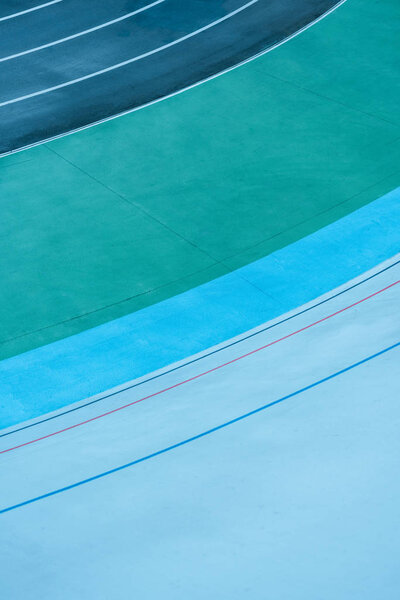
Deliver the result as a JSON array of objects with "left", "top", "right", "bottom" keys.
[
  {"left": 0, "top": 0, "right": 258, "bottom": 107},
  {"left": 0, "top": 0, "right": 61, "bottom": 23},
  {"left": 0, "top": 0, "right": 165, "bottom": 63}
]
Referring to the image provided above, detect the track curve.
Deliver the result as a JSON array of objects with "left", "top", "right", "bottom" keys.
[{"left": 0, "top": 0, "right": 340, "bottom": 155}]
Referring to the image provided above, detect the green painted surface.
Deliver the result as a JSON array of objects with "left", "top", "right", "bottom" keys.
[{"left": 0, "top": 0, "right": 399, "bottom": 360}]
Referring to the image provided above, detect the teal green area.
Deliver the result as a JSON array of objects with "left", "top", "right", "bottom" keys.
[{"left": 0, "top": 0, "right": 399, "bottom": 360}]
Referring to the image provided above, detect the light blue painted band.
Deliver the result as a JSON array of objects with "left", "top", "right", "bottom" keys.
[{"left": 1, "top": 186, "right": 399, "bottom": 429}]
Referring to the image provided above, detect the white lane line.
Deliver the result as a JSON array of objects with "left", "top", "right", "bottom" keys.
[
  {"left": 0, "top": 0, "right": 61, "bottom": 23},
  {"left": 0, "top": 0, "right": 347, "bottom": 158},
  {"left": 0, "top": 0, "right": 258, "bottom": 107},
  {"left": 0, "top": 0, "right": 165, "bottom": 63}
]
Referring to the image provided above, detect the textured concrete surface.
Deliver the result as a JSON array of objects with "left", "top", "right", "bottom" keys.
[{"left": 0, "top": 0, "right": 399, "bottom": 361}]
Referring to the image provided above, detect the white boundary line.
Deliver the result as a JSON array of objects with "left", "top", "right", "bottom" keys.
[
  {"left": 0, "top": 0, "right": 165, "bottom": 63},
  {"left": 0, "top": 0, "right": 347, "bottom": 157},
  {"left": 0, "top": 0, "right": 258, "bottom": 107},
  {"left": 0, "top": 0, "right": 61, "bottom": 23}
]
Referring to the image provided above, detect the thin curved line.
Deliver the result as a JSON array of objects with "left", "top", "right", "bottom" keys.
[
  {"left": 1, "top": 278, "right": 398, "bottom": 455},
  {"left": 1, "top": 339, "right": 398, "bottom": 515},
  {"left": 2, "top": 256, "right": 398, "bottom": 440},
  {"left": 0, "top": 0, "right": 258, "bottom": 107},
  {"left": 0, "top": 0, "right": 165, "bottom": 63},
  {"left": 0, "top": 0, "right": 61, "bottom": 23}
]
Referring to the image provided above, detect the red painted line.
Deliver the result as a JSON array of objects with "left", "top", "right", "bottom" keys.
[{"left": 1, "top": 279, "right": 399, "bottom": 455}]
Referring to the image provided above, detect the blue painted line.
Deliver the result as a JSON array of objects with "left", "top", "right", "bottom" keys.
[
  {"left": 2, "top": 256, "right": 399, "bottom": 439},
  {"left": 1, "top": 186, "right": 400, "bottom": 429},
  {"left": 1, "top": 340, "right": 399, "bottom": 515}
]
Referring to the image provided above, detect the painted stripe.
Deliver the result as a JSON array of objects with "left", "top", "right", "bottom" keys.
[
  {"left": 0, "top": 0, "right": 165, "bottom": 63},
  {"left": 0, "top": 0, "right": 61, "bottom": 23},
  {"left": 1, "top": 340, "right": 398, "bottom": 515},
  {"left": 2, "top": 255, "right": 398, "bottom": 440},
  {"left": 1, "top": 0, "right": 347, "bottom": 156},
  {"left": 2, "top": 279, "right": 398, "bottom": 455},
  {"left": 0, "top": 0, "right": 258, "bottom": 107}
]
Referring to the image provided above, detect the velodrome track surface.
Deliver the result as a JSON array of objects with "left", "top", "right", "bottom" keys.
[
  {"left": 1, "top": 0, "right": 400, "bottom": 597},
  {"left": 1, "top": 257, "right": 400, "bottom": 598}
]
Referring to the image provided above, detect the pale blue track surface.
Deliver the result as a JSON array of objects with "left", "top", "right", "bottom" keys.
[
  {"left": 1, "top": 186, "right": 400, "bottom": 429},
  {"left": 1, "top": 256, "right": 399, "bottom": 598}
]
